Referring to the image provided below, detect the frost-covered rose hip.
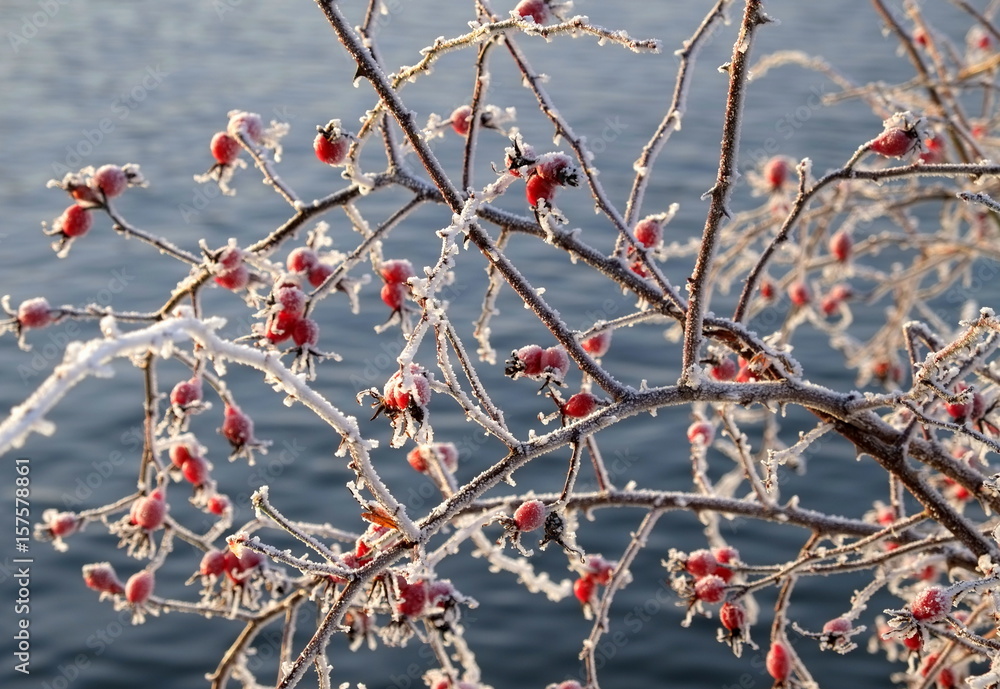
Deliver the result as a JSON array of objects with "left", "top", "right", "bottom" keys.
[
  {"left": 130, "top": 491, "right": 167, "bottom": 531},
  {"left": 535, "top": 152, "right": 579, "bottom": 187},
  {"left": 829, "top": 229, "right": 852, "bottom": 262},
  {"left": 563, "top": 392, "right": 599, "bottom": 418},
  {"left": 221, "top": 404, "right": 255, "bottom": 448},
  {"left": 720, "top": 600, "right": 746, "bottom": 631},
  {"left": 788, "top": 280, "right": 812, "bottom": 307},
  {"left": 709, "top": 357, "right": 738, "bottom": 382},
  {"left": 526, "top": 173, "right": 558, "bottom": 209},
  {"left": 210, "top": 132, "right": 241, "bottom": 165},
  {"left": 396, "top": 579, "right": 428, "bottom": 617},
  {"left": 407, "top": 443, "right": 458, "bottom": 473},
  {"left": 694, "top": 574, "right": 727, "bottom": 603},
  {"left": 93, "top": 164, "right": 128, "bottom": 198},
  {"left": 17, "top": 297, "right": 53, "bottom": 329},
  {"left": 265, "top": 310, "right": 299, "bottom": 343},
  {"left": 206, "top": 494, "right": 230, "bottom": 516},
  {"left": 515, "top": 0, "right": 549, "bottom": 23},
  {"left": 380, "top": 259, "right": 415, "bottom": 285},
  {"left": 83, "top": 562, "right": 125, "bottom": 595},
  {"left": 870, "top": 113, "right": 924, "bottom": 158},
  {"left": 384, "top": 364, "right": 432, "bottom": 410},
  {"left": 687, "top": 421, "right": 715, "bottom": 445},
  {"left": 292, "top": 317, "right": 319, "bottom": 347},
  {"left": 308, "top": 263, "right": 333, "bottom": 288},
  {"left": 911, "top": 585, "right": 952, "bottom": 621},
  {"left": 513, "top": 499, "right": 547, "bottom": 532},
  {"left": 505, "top": 344, "right": 545, "bottom": 378},
  {"left": 573, "top": 576, "right": 595, "bottom": 604},
  {"left": 634, "top": 217, "right": 663, "bottom": 248},
  {"left": 55, "top": 204, "right": 93, "bottom": 238},
  {"left": 181, "top": 454, "right": 211, "bottom": 486},
  {"left": 581, "top": 330, "right": 612, "bottom": 357},
  {"left": 287, "top": 247, "right": 319, "bottom": 274},
  {"left": 228, "top": 111, "right": 264, "bottom": 143},
  {"left": 450, "top": 105, "right": 473, "bottom": 136},
  {"left": 125, "top": 569, "right": 155, "bottom": 604},
  {"left": 200, "top": 549, "right": 228, "bottom": 576},
  {"left": 314, "top": 120, "right": 352, "bottom": 166},
  {"left": 381, "top": 282, "right": 407, "bottom": 311},
  {"left": 766, "top": 642, "right": 790, "bottom": 682},
  {"left": 170, "top": 377, "right": 202, "bottom": 407},
  {"left": 542, "top": 346, "right": 570, "bottom": 379},
  {"left": 685, "top": 549, "right": 718, "bottom": 579},
  {"left": 762, "top": 156, "right": 793, "bottom": 192}
]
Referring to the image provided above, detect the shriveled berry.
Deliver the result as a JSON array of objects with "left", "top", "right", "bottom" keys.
[
  {"left": 380, "top": 259, "right": 415, "bottom": 284},
  {"left": 450, "top": 105, "right": 473, "bottom": 136},
  {"left": 581, "top": 330, "right": 612, "bottom": 357},
  {"left": 56, "top": 204, "right": 92, "bottom": 238},
  {"left": 125, "top": 569, "right": 155, "bottom": 604},
  {"left": 17, "top": 297, "right": 53, "bottom": 329},
  {"left": 513, "top": 500, "right": 547, "bottom": 532},
  {"left": 563, "top": 392, "right": 598, "bottom": 418},
  {"left": 210, "top": 132, "right": 241, "bottom": 165},
  {"left": 170, "top": 377, "right": 202, "bottom": 407},
  {"left": 694, "top": 574, "right": 727, "bottom": 603},
  {"left": 93, "top": 164, "right": 128, "bottom": 198},
  {"left": 766, "top": 642, "right": 790, "bottom": 682},
  {"left": 287, "top": 247, "right": 319, "bottom": 273},
  {"left": 911, "top": 585, "right": 952, "bottom": 621},
  {"left": 221, "top": 404, "right": 255, "bottom": 447}
]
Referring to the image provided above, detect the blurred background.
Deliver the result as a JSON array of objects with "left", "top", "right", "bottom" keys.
[{"left": 0, "top": 1, "right": 992, "bottom": 688}]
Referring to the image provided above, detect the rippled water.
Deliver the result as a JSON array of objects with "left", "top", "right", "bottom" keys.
[{"left": 0, "top": 2, "right": 990, "bottom": 688}]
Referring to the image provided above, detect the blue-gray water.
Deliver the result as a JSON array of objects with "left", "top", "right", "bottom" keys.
[{"left": 0, "top": 2, "right": 990, "bottom": 688}]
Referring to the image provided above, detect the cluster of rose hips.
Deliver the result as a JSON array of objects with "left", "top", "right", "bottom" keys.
[
  {"left": 364, "top": 363, "right": 433, "bottom": 445},
  {"left": 379, "top": 258, "right": 415, "bottom": 314},
  {"left": 259, "top": 277, "right": 321, "bottom": 350}
]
